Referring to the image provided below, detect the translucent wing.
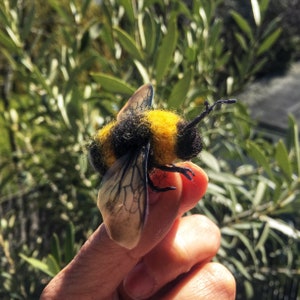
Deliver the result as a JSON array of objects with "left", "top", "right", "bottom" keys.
[
  {"left": 97, "top": 143, "right": 150, "bottom": 249},
  {"left": 117, "top": 84, "right": 153, "bottom": 121}
]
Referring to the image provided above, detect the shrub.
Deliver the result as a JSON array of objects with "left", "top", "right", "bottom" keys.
[{"left": 0, "top": 0, "right": 299, "bottom": 298}]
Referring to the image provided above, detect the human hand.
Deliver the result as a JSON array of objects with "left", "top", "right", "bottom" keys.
[{"left": 40, "top": 162, "right": 236, "bottom": 299}]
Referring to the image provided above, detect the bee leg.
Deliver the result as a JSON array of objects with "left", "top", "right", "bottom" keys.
[
  {"left": 155, "top": 164, "right": 195, "bottom": 180},
  {"left": 147, "top": 173, "right": 176, "bottom": 192}
]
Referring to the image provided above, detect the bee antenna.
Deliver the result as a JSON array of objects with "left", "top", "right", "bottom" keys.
[{"left": 184, "top": 99, "right": 236, "bottom": 131}]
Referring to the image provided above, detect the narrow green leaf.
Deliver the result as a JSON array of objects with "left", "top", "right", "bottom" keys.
[
  {"left": 81, "top": 0, "right": 92, "bottom": 15},
  {"left": 207, "top": 182, "right": 226, "bottom": 195},
  {"left": 91, "top": 73, "right": 135, "bottom": 94},
  {"left": 288, "top": 115, "right": 300, "bottom": 176},
  {"left": 234, "top": 32, "right": 248, "bottom": 51},
  {"left": 228, "top": 257, "right": 252, "bottom": 280},
  {"left": 206, "top": 170, "right": 244, "bottom": 185},
  {"left": 168, "top": 69, "right": 193, "bottom": 108},
  {"left": 255, "top": 223, "right": 269, "bottom": 250},
  {"left": 155, "top": 16, "right": 178, "bottom": 82},
  {"left": 120, "top": 0, "right": 135, "bottom": 24},
  {"left": 222, "top": 227, "right": 258, "bottom": 266},
  {"left": 113, "top": 26, "right": 144, "bottom": 61},
  {"left": 216, "top": 51, "right": 231, "bottom": 69},
  {"left": 200, "top": 150, "right": 220, "bottom": 172},
  {"left": 230, "top": 11, "right": 253, "bottom": 41},
  {"left": 64, "top": 222, "right": 75, "bottom": 264},
  {"left": 243, "top": 280, "right": 255, "bottom": 298},
  {"left": 275, "top": 139, "right": 292, "bottom": 179},
  {"left": 51, "top": 233, "right": 62, "bottom": 267},
  {"left": 102, "top": 23, "right": 115, "bottom": 51},
  {"left": 280, "top": 192, "right": 297, "bottom": 209},
  {"left": 246, "top": 141, "right": 275, "bottom": 180},
  {"left": 257, "top": 28, "right": 282, "bottom": 56},
  {"left": 261, "top": 17, "right": 281, "bottom": 40},
  {"left": 260, "top": 0, "right": 270, "bottom": 14},
  {"left": 57, "top": 94, "right": 71, "bottom": 128},
  {"left": 0, "top": 31, "right": 21, "bottom": 52},
  {"left": 19, "top": 254, "right": 59, "bottom": 277},
  {"left": 134, "top": 60, "right": 150, "bottom": 83},
  {"left": 260, "top": 215, "right": 300, "bottom": 239},
  {"left": 250, "top": 57, "right": 268, "bottom": 75},
  {"left": 48, "top": 0, "right": 73, "bottom": 23},
  {"left": 21, "top": 3, "right": 35, "bottom": 39},
  {"left": 253, "top": 181, "right": 266, "bottom": 206},
  {"left": 143, "top": 10, "right": 159, "bottom": 55},
  {"left": 209, "top": 19, "right": 222, "bottom": 46},
  {"left": 45, "top": 254, "right": 61, "bottom": 276}
]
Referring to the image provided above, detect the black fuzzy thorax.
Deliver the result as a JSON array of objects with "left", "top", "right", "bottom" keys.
[
  {"left": 176, "top": 121, "right": 202, "bottom": 160},
  {"left": 112, "top": 115, "right": 151, "bottom": 158}
]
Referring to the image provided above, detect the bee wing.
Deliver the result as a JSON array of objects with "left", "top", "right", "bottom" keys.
[
  {"left": 117, "top": 84, "right": 153, "bottom": 121},
  {"left": 97, "top": 143, "right": 150, "bottom": 249}
]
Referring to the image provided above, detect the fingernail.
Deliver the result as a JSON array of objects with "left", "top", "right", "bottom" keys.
[{"left": 124, "top": 262, "right": 155, "bottom": 299}]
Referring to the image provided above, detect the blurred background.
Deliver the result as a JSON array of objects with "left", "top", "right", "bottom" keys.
[{"left": 0, "top": 0, "right": 299, "bottom": 299}]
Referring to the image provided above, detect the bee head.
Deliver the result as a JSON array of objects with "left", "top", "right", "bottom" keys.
[{"left": 176, "top": 99, "right": 236, "bottom": 160}]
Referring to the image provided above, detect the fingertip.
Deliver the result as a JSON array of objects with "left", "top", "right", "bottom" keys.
[
  {"left": 177, "top": 162, "right": 208, "bottom": 213},
  {"left": 139, "top": 163, "right": 208, "bottom": 253}
]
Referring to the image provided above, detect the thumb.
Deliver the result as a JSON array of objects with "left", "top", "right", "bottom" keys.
[{"left": 41, "top": 163, "right": 208, "bottom": 299}]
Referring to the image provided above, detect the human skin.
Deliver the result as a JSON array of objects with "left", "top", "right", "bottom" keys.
[{"left": 40, "top": 162, "right": 236, "bottom": 299}]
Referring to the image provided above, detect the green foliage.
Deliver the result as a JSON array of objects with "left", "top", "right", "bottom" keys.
[
  {"left": 195, "top": 113, "right": 300, "bottom": 298},
  {"left": 0, "top": 0, "right": 298, "bottom": 299}
]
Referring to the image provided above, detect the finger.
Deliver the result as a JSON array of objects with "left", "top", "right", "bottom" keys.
[
  {"left": 123, "top": 215, "right": 220, "bottom": 299},
  {"left": 156, "top": 262, "right": 236, "bottom": 300},
  {"left": 41, "top": 164, "right": 208, "bottom": 299},
  {"left": 129, "top": 162, "right": 208, "bottom": 257},
  {"left": 176, "top": 161, "right": 208, "bottom": 215}
]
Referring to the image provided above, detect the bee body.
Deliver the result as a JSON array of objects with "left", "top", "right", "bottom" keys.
[
  {"left": 89, "top": 84, "right": 235, "bottom": 249},
  {"left": 89, "top": 108, "right": 202, "bottom": 175}
]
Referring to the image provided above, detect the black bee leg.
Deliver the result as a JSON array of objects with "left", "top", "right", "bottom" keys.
[
  {"left": 155, "top": 164, "right": 195, "bottom": 180},
  {"left": 147, "top": 173, "right": 176, "bottom": 192}
]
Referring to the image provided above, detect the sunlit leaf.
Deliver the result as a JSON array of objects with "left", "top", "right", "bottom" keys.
[
  {"left": 200, "top": 150, "right": 221, "bottom": 172},
  {"left": 19, "top": 254, "right": 60, "bottom": 277},
  {"left": 45, "top": 255, "right": 61, "bottom": 276},
  {"left": 260, "top": 215, "right": 300, "bottom": 239},
  {"left": 251, "top": 0, "right": 261, "bottom": 26},
  {"left": 253, "top": 181, "right": 266, "bottom": 206},
  {"left": 134, "top": 60, "right": 150, "bottom": 83},
  {"left": 206, "top": 170, "right": 244, "bottom": 185}
]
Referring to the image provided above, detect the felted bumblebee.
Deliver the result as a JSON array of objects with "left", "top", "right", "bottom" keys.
[{"left": 89, "top": 84, "right": 236, "bottom": 249}]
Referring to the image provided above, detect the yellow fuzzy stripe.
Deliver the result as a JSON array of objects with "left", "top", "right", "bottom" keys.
[
  {"left": 95, "top": 121, "right": 116, "bottom": 168},
  {"left": 144, "top": 110, "right": 181, "bottom": 165}
]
